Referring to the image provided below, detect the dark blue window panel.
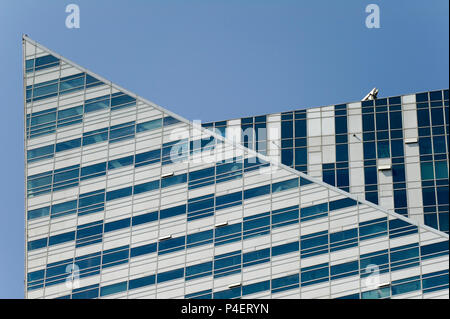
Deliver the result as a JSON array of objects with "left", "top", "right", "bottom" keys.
[
  {"left": 76, "top": 220, "right": 103, "bottom": 247},
  {"left": 359, "top": 217, "right": 387, "bottom": 240},
  {"left": 389, "top": 111, "right": 403, "bottom": 129},
  {"left": 244, "top": 157, "right": 269, "bottom": 172},
  {"left": 214, "top": 251, "right": 242, "bottom": 278},
  {"left": 242, "top": 280, "right": 270, "bottom": 296},
  {"left": 108, "top": 156, "right": 134, "bottom": 170},
  {"left": 362, "top": 114, "right": 375, "bottom": 131},
  {"left": 295, "top": 119, "right": 307, "bottom": 136},
  {"left": 301, "top": 263, "right": 329, "bottom": 287},
  {"left": 131, "top": 212, "right": 158, "bottom": 226},
  {"left": 243, "top": 248, "right": 270, "bottom": 268},
  {"left": 136, "top": 118, "right": 163, "bottom": 133},
  {"left": 214, "top": 287, "right": 241, "bottom": 299},
  {"left": 361, "top": 287, "right": 390, "bottom": 299},
  {"left": 330, "top": 228, "right": 358, "bottom": 252},
  {"left": 72, "top": 286, "right": 99, "bottom": 299},
  {"left": 104, "top": 218, "right": 130, "bottom": 233},
  {"left": 46, "top": 258, "right": 74, "bottom": 285},
  {"left": 272, "top": 241, "right": 299, "bottom": 257},
  {"left": 281, "top": 149, "right": 293, "bottom": 167},
  {"left": 163, "top": 116, "right": 180, "bottom": 126},
  {"left": 109, "top": 122, "right": 135, "bottom": 142},
  {"left": 422, "top": 187, "right": 436, "bottom": 206},
  {"left": 336, "top": 144, "right": 349, "bottom": 162},
  {"left": 77, "top": 189, "right": 105, "bottom": 215},
  {"left": 160, "top": 204, "right": 186, "bottom": 219},
  {"left": 27, "top": 238, "right": 48, "bottom": 251},
  {"left": 433, "top": 135, "right": 447, "bottom": 154},
  {"left": 360, "top": 250, "right": 389, "bottom": 276},
  {"left": 365, "top": 191, "right": 378, "bottom": 205},
  {"left": 27, "top": 54, "right": 60, "bottom": 72},
  {"left": 420, "top": 241, "right": 449, "bottom": 260},
  {"left": 187, "top": 229, "right": 213, "bottom": 248},
  {"left": 80, "top": 162, "right": 106, "bottom": 180},
  {"left": 157, "top": 268, "right": 184, "bottom": 283},
  {"left": 85, "top": 95, "right": 110, "bottom": 113},
  {"left": 363, "top": 142, "right": 376, "bottom": 159},
  {"left": 294, "top": 148, "right": 307, "bottom": 166},
  {"left": 85, "top": 74, "right": 103, "bottom": 88},
  {"left": 216, "top": 191, "right": 242, "bottom": 210},
  {"left": 158, "top": 236, "right": 185, "bottom": 255},
  {"left": 186, "top": 261, "right": 213, "bottom": 280},
  {"left": 300, "top": 231, "right": 329, "bottom": 258},
  {"left": 51, "top": 200, "right": 77, "bottom": 218},
  {"left": 364, "top": 166, "right": 377, "bottom": 186},
  {"left": 100, "top": 281, "right": 127, "bottom": 297},
  {"left": 330, "top": 260, "right": 359, "bottom": 280},
  {"left": 243, "top": 212, "right": 270, "bottom": 240},
  {"left": 59, "top": 74, "right": 85, "bottom": 94},
  {"left": 391, "top": 140, "right": 404, "bottom": 157},
  {"left": 57, "top": 105, "right": 83, "bottom": 128},
  {"left": 272, "top": 178, "right": 299, "bottom": 193},
  {"left": 377, "top": 140, "right": 390, "bottom": 158},
  {"left": 106, "top": 186, "right": 132, "bottom": 201},
  {"left": 187, "top": 195, "right": 214, "bottom": 221},
  {"left": 272, "top": 274, "right": 299, "bottom": 294},
  {"left": 55, "top": 138, "right": 81, "bottom": 152},
  {"left": 391, "top": 277, "right": 421, "bottom": 296},
  {"left": 419, "top": 137, "right": 432, "bottom": 154},
  {"left": 130, "top": 243, "right": 157, "bottom": 258},
  {"left": 82, "top": 127, "right": 108, "bottom": 146},
  {"left": 335, "top": 116, "right": 347, "bottom": 134},
  {"left": 188, "top": 167, "right": 215, "bottom": 189},
  {"left": 52, "top": 165, "right": 80, "bottom": 191},
  {"left": 389, "top": 219, "right": 418, "bottom": 238},
  {"left": 422, "top": 270, "right": 449, "bottom": 292},
  {"left": 28, "top": 206, "right": 50, "bottom": 220},
  {"left": 281, "top": 121, "right": 293, "bottom": 139},
  {"left": 27, "top": 269, "right": 45, "bottom": 290},
  {"left": 186, "top": 289, "right": 213, "bottom": 299},
  {"left": 129, "top": 275, "right": 155, "bottom": 290},
  {"left": 161, "top": 173, "right": 187, "bottom": 188},
  {"left": 329, "top": 198, "right": 357, "bottom": 211},
  {"left": 337, "top": 293, "right": 360, "bottom": 299},
  {"left": 133, "top": 180, "right": 159, "bottom": 195},
  {"left": 300, "top": 202, "right": 328, "bottom": 222},
  {"left": 110, "top": 93, "right": 136, "bottom": 110},
  {"left": 102, "top": 246, "right": 129, "bottom": 268},
  {"left": 336, "top": 168, "right": 349, "bottom": 189},
  {"left": 216, "top": 161, "right": 243, "bottom": 183},
  {"left": 271, "top": 206, "right": 299, "bottom": 228},
  {"left": 48, "top": 231, "right": 75, "bottom": 246},
  {"left": 390, "top": 243, "right": 420, "bottom": 271},
  {"left": 215, "top": 223, "right": 242, "bottom": 246}
]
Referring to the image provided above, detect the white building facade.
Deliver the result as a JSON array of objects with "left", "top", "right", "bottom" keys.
[{"left": 24, "top": 36, "right": 449, "bottom": 299}]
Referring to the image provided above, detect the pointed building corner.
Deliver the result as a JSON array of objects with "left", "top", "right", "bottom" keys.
[{"left": 23, "top": 38, "right": 449, "bottom": 300}]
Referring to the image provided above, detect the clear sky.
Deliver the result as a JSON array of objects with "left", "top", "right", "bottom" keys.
[{"left": 0, "top": 0, "right": 448, "bottom": 298}]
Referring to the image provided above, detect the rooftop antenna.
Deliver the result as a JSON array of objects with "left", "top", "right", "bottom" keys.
[{"left": 362, "top": 88, "right": 379, "bottom": 101}]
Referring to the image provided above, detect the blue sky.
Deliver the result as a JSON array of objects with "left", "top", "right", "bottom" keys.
[{"left": 0, "top": 0, "right": 448, "bottom": 298}]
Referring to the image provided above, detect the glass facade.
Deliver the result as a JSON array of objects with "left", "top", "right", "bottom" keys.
[
  {"left": 210, "top": 90, "right": 449, "bottom": 234},
  {"left": 24, "top": 36, "right": 449, "bottom": 299}
]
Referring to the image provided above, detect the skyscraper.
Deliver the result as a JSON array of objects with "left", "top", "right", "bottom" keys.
[{"left": 24, "top": 36, "right": 449, "bottom": 299}]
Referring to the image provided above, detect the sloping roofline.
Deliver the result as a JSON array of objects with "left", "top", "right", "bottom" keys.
[{"left": 23, "top": 34, "right": 449, "bottom": 240}]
